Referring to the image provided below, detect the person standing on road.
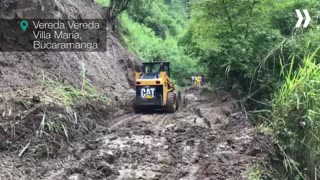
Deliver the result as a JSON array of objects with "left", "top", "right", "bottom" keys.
[
  {"left": 191, "top": 76, "right": 195, "bottom": 86},
  {"left": 201, "top": 75, "right": 205, "bottom": 86},
  {"left": 195, "top": 75, "right": 201, "bottom": 86}
]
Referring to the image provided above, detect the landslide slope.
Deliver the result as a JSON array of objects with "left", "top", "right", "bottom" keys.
[
  {"left": 0, "top": 0, "right": 139, "bottom": 95},
  {"left": 0, "top": 1, "right": 141, "bottom": 179}
]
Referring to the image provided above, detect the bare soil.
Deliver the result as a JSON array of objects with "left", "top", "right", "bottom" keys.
[{"left": 0, "top": 0, "right": 140, "bottom": 99}]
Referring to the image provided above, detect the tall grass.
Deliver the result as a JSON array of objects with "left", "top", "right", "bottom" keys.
[
  {"left": 81, "top": 61, "right": 87, "bottom": 93},
  {"left": 43, "top": 78, "right": 108, "bottom": 107},
  {"left": 40, "top": 62, "right": 108, "bottom": 107},
  {"left": 35, "top": 77, "right": 109, "bottom": 141},
  {"left": 270, "top": 49, "right": 320, "bottom": 179},
  {"left": 95, "top": 0, "right": 110, "bottom": 7}
]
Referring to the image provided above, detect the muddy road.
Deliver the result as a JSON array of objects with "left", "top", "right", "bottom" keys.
[{"left": 0, "top": 89, "right": 266, "bottom": 180}]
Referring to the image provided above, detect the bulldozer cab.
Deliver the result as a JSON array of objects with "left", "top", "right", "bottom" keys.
[{"left": 141, "top": 62, "right": 170, "bottom": 78}]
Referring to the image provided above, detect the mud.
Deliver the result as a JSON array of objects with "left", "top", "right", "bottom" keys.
[{"left": 0, "top": 89, "right": 267, "bottom": 180}]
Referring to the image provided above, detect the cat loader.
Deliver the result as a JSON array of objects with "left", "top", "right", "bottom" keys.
[{"left": 133, "top": 62, "right": 181, "bottom": 113}]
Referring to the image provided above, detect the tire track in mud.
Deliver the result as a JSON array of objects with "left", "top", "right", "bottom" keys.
[
  {"left": 92, "top": 92, "right": 265, "bottom": 180},
  {"left": 0, "top": 91, "right": 267, "bottom": 180}
]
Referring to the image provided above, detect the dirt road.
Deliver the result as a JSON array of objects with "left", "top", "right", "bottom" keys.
[{"left": 0, "top": 89, "right": 265, "bottom": 180}]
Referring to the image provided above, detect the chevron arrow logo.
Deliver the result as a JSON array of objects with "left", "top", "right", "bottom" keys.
[{"left": 295, "top": 9, "right": 311, "bottom": 28}]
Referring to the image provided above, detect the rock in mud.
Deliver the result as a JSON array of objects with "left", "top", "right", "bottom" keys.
[{"left": 68, "top": 173, "right": 83, "bottom": 180}]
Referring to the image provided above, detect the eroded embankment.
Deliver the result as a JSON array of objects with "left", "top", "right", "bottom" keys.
[{"left": 0, "top": 89, "right": 268, "bottom": 180}]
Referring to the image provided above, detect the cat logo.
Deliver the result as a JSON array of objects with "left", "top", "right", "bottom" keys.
[{"left": 141, "top": 87, "right": 156, "bottom": 99}]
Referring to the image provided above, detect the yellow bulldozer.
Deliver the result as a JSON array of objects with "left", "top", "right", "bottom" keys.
[{"left": 133, "top": 62, "right": 181, "bottom": 113}]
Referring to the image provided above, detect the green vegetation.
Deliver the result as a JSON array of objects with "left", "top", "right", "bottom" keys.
[
  {"left": 120, "top": 0, "right": 200, "bottom": 84},
  {"left": 246, "top": 165, "right": 264, "bottom": 180},
  {"left": 37, "top": 112, "right": 69, "bottom": 140},
  {"left": 269, "top": 51, "right": 320, "bottom": 179},
  {"left": 44, "top": 78, "right": 108, "bottom": 107},
  {"left": 184, "top": 0, "right": 320, "bottom": 104},
  {"left": 95, "top": 0, "right": 110, "bottom": 7},
  {"left": 97, "top": 0, "right": 320, "bottom": 178},
  {"left": 102, "top": 0, "right": 200, "bottom": 85}
]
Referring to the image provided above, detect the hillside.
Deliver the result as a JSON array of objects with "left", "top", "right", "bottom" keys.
[{"left": 0, "top": 0, "right": 139, "bottom": 95}]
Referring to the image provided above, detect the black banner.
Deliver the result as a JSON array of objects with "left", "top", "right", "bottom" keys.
[{"left": 0, "top": 19, "right": 107, "bottom": 52}]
